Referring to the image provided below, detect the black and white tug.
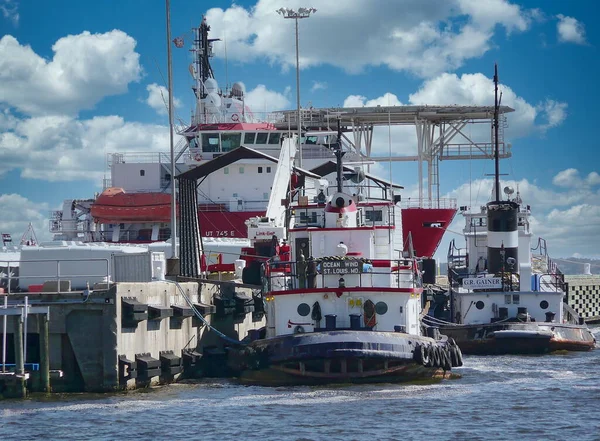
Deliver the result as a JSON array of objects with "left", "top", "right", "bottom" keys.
[{"left": 425, "top": 65, "right": 596, "bottom": 355}]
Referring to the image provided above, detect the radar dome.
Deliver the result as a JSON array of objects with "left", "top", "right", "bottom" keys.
[
  {"left": 204, "top": 78, "right": 219, "bottom": 94},
  {"left": 205, "top": 92, "right": 222, "bottom": 113},
  {"left": 231, "top": 82, "right": 245, "bottom": 97}
]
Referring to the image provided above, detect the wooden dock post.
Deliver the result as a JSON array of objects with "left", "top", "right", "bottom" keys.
[
  {"left": 12, "top": 314, "right": 26, "bottom": 398},
  {"left": 40, "top": 314, "right": 50, "bottom": 392}
]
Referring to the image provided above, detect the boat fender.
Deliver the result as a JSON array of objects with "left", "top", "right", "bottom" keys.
[
  {"left": 455, "top": 345, "right": 464, "bottom": 367},
  {"left": 294, "top": 325, "right": 305, "bottom": 334},
  {"left": 434, "top": 346, "right": 443, "bottom": 368},
  {"left": 442, "top": 347, "right": 452, "bottom": 371},
  {"left": 414, "top": 343, "right": 428, "bottom": 366},
  {"left": 425, "top": 345, "right": 435, "bottom": 367}
]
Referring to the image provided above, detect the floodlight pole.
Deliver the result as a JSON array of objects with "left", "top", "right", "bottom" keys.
[
  {"left": 166, "top": 0, "right": 178, "bottom": 259},
  {"left": 277, "top": 7, "right": 317, "bottom": 169}
]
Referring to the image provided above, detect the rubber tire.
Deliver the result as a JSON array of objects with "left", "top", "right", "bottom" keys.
[{"left": 425, "top": 345, "right": 435, "bottom": 367}]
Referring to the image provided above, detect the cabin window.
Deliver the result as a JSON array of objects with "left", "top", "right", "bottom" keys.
[
  {"left": 475, "top": 301, "right": 485, "bottom": 310},
  {"left": 202, "top": 133, "right": 220, "bottom": 152},
  {"left": 365, "top": 210, "right": 383, "bottom": 223},
  {"left": 244, "top": 133, "right": 256, "bottom": 144},
  {"left": 256, "top": 132, "right": 269, "bottom": 144},
  {"left": 188, "top": 137, "right": 199, "bottom": 149},
  {"left": 297, "top": 303, "right": 310, "bottom": 316},
  {"left": 224, "top": 167, "right": 229, "bottom": 175},
  {"left": 268, "top": 133, "right": 281, "bottom": 144},
  {"left": 266, "top": 166, "right": 272, "bottom": 173},
  {"left": 233, "top": 193, "right": 238, "bottom": 198},
  {"left": 239, "top": 167, "right": 244, "bottom": 174},
  {"left": 375, "top": 302, "right": 388, "bottom": 315},
  {"left": 140, "top": 169, "right": 145, "bottom": 177},
  {"left": 399, "top": 306, "right": 403, "bottom": 313},
  {"left": 540, "top": 300, "right": 549, "bottom": 309},
  {"left": 258, "top": 167, "right": 263, "bottom": 173},
  {"left": 221, "top": 133, "right": 241, "bottom": 152},
  {"left": 512, "top": 294, "right": 520, "bottom": 304},
  {"left": 263, "top": 192, "right": 269, "bottom": 199},
  {"left": 504, "top": 294, "right": 511, "bottom": 304}
]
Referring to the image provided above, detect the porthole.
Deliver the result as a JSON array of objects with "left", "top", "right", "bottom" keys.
[
  {"left": 540, "top": 300, "right": 549, "bottom": 310},
  {"left": 375, "top": 301, "right": 388, "bottom": 315},
  {"left": 475, "top": 300, "right": 485, "bottom": 310},
  {"left": 297, "top": 303, "right": 311, "bottom": 317}
]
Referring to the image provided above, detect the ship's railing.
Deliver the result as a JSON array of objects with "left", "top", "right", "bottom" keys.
[
  {"left": 109, "top": 152, "right": 174, "bottom": 165},
  {"left": 264, "top": 258, "right": 419, "bottom": 293},
  {"left": 400, "top": 198, "right": 457, "bottom": 209},
  {"left": 289, "top": 204, "right": 395, "bottom": 229},
  {"left": 0, "top": 258, "right": 111, "bottom": 294},
  {"left": 89, "top": 229, "right": 172, "bottom": 243},
  {"left": 447, "top": 270, "right": 565, "bottom": 293}
]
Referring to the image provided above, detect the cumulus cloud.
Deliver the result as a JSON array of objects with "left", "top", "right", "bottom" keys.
[
  {"left": 438, "top": 176, "right": 600, "bottom": 258},
  {"left": 311, "top": 81, "right": 327, "bottom": 93},
  {"left": 205, "top": 0, "right": 537, "bottom": 77},
  {"left": 0, "top": 31, "right": 142, "bottom": 116},
  {"left": 244, "top": 84, "right": 291, "bottom": 115},
  {"left": 552, "top": 168, "right": 600, "bottom": 189},
  {"left": 0, "top": 0, "right": 18, "bottom": 25},
  {"left": 341, "top": 72, "right": 568, "bottom": 156},
  {"left": 0, "top": 112, "right": 169, "bottom": 182},
  {"left": 0, "top": 194, "right": 51, "bottom": 244},
  {"left": 145, "top": 83, "right": 182, "bottom": 115},
  {"left": 556, "top": 14, "right": 587, "bottom": 45}
]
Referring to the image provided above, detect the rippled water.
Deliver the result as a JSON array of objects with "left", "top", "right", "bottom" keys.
[{"left": 3, "top": 332, "right": 600, "bottom": 441}]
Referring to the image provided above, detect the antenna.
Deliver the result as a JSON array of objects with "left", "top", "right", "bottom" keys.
[{"left": 493, "top": 63, "right": 501, "bottom": 203}]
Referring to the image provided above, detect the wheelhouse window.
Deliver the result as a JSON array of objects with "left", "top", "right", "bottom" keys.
[
  {"left": 188, "top": 137, "right": 199, "bottom": 149},
  {"left": 202, "top": 133, "right": 220, "bottom": 152},
  {"left": 268, "top": 133, "right": 281, "bottom": 144},
  {"left": 221, "top": 133, "right": 241, "bottom": 152},
  {"left": 244, "top": 133, "right": 256, "bottom": 144},
  {"left": 256, "top": 132, "right": 269, "bottom": 144},
  {"left": 365, "top": 210, "right": 383, "bottom": 223},
  {"left": 258, "top": 167, "right": 263, "bottom": 173}
]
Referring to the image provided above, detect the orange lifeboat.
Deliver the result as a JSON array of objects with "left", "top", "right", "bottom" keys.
[{"left": 90, "top": 187, "right": 174, "bottom": 223}]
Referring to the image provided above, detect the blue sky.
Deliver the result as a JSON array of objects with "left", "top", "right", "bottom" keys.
[{"left": 1, "top": 0, "right": 599, "bottom": 259}]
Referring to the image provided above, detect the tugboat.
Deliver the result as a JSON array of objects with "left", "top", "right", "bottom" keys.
[
  {"left": 424, "top": 65, "right": 596, "bottom": 355},
  {"left": 228, "top": 122, "right": 463, "bottom": 386}
]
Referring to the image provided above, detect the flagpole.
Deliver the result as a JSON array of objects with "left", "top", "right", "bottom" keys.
[{"left": 166, "top": 0, "right": 178, "bottom": 261}]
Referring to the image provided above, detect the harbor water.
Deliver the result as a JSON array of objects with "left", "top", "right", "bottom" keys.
[{"left": 2, "top": 334, "right": 600, "bottom": 441}]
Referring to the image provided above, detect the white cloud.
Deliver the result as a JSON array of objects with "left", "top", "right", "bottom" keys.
[
  {"left": 205, "top": 0, "right": 537, "bottom": 78},
  {"left": 0, "top": 0, "right": 18, "bottom": 25},
  {"left": 311, "top": 81, "right": 327, "bottom": 93},
  {"left": 145, "top": 83, "right": 181, "bottom": 115},
  {"left": 556, "top": 14, "right": 587, "bottom": 45},
  {"left": 0, "top": 194, "right": 51, "bottom": 244},
  {"left": 0, "top": 31, "right": 142, "bottom": 116},
  {"left": 553, "top": 168, "right": 600, "bottom": 189},
  {"left": 0, "top": 112, "right": 169, "bottom": 182},
  {"left": 342, "top": 72, "right": 568, "bottom": 156},
  {"left": 244, "top": 84, "right": 291, "bottom": 115},
  {"left": 437, "top": 176, "right": 600, "bottom": 258}
]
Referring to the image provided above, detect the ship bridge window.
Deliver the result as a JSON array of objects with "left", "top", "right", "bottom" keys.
[
  {"left": 221, "top": 133, "right": 241, "bottom": 152},
  {"left": 244, "top": 133, "right": 256, "bottom": 144},
  {"left": 202, "top": 133, "right": 220, "bottom": 152},
  {"left": 256, "top": 132, "right": 269, "bottom": 144},
  {"left": 268, "top": 133, "right": 281, "bottom": 144},
  {"left": 267, "top": 166, "right": 272, "bottom": 173},
  {"left": 365, "top": 210, "right": 383, "bottom": 223}
]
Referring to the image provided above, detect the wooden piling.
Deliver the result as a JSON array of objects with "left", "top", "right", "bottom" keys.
[{"left": 40, "top": 314, "right": 50, "bottom": 392}]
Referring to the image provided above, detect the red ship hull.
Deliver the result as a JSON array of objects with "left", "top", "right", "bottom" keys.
[
  {"left": 401, "top": 207, "right": 457, "bottom": 258},
  {"left": 91, "top": 189, "right": 455, "bottom": 255}
]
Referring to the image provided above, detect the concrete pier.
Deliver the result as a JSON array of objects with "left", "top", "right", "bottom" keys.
[{"left": 0, "top": 279, "right": 264, "bottom": 397}]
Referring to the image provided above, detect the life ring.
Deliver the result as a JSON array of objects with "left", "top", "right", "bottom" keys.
[
  {"left": 194, "top": 153, "right": 203, "bottom": 161},
  {"left": 231, "top": 113, "right": 239, "bottom": 122}
]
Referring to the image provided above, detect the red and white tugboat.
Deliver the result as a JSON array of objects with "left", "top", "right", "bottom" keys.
[
  {"left": 229, "top": 124, "right": 463, "bottom": 386},
  {"left": 426, "top": 66, "right": 596, "bottom": 355}
]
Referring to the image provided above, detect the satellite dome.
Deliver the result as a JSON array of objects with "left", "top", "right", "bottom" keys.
[
  {"left": 231, "top": 82, "right": 245, "bottom": 97},
  {"left": 205, "top": 92, "right": 222, "bottom": 113},
  {"left": 204, "top": 78, "right": 219, "bottom": 94}
]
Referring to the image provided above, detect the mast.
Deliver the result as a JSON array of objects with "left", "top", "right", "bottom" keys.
[
  {"left": 335, "top": 118, "right": 345, "bottom": 193},
  {"left": 493, "top": 63, "right": 500, "bottom": 203},
  {"left": 166, "top": 0, "right": 178, "bottom": 259}
]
